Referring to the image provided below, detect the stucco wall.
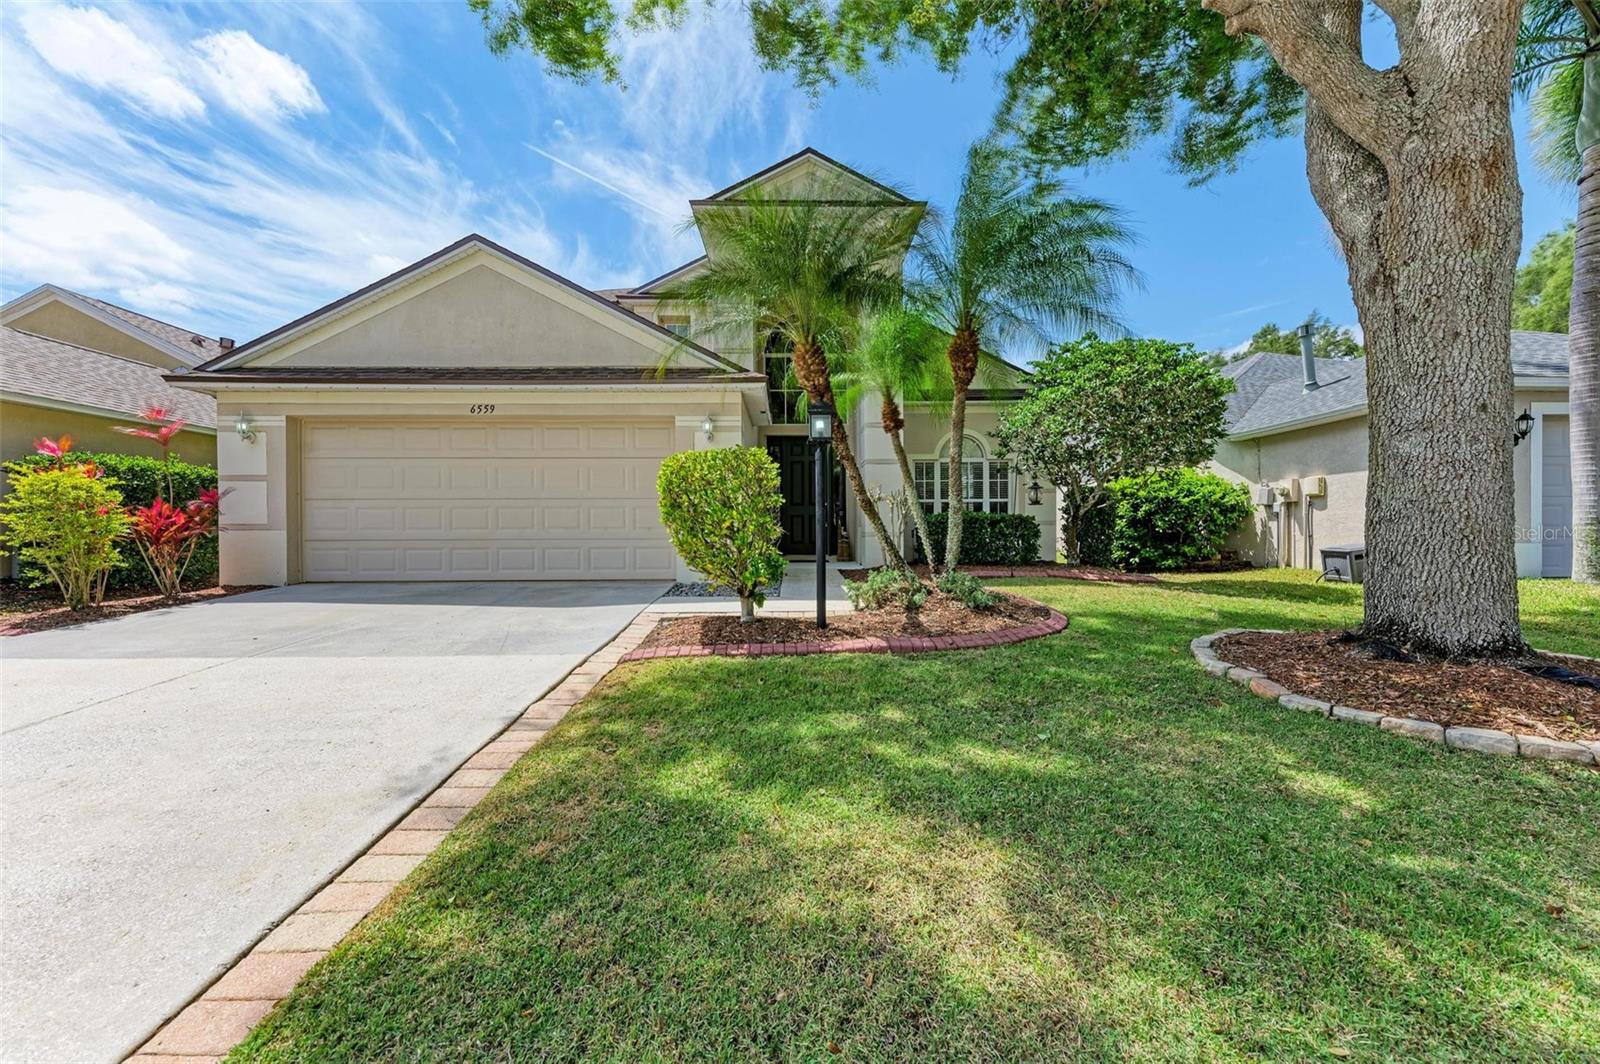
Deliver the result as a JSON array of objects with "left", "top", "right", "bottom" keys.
[
  {"left": 264, "top": 257, "right": 677, "bottom": 370},
  {"left": 1211, "top": 385, "right": 1570, "bottom": 575},
  {"left": 7, "top": 303, "right": 183, "bottom": 369}
]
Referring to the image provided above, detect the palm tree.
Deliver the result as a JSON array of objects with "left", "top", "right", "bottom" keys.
[
  {"left": 1519, "top": 3, "right": 1599, "bottom": 582},
  {"left": 661, "top": 191, "right": 922, "bottom": 569},
  {"left": 835, "top": 307, "right": 952, "bottom": 566},
  {"left": 914, "top": 140, "right": 1138, "bottom": 573}
]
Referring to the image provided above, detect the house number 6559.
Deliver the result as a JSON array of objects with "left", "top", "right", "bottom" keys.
[{"left": 469, "top": 404, "right": 496, "bottom": 414}]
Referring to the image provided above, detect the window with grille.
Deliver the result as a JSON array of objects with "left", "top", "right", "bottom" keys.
[{"left": 913, "top": 436, "right": 1010, "bottom": 514}]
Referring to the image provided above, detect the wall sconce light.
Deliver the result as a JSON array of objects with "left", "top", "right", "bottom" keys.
[
  {"left": 701, "top": 414, "right": 715, "bottom": 441},
  {"left": 1513, "top": 407, "right": 1534, "bottom": 446},
  {"left": 235, "top": 414, "right": 256, "bottom": 443},
  {"left": 1027, "top": 475, "right": 1043, "bottom": 506}
]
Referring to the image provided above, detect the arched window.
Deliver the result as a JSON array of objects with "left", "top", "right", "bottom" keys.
[{"left": 913, "top": 435, "right": 1011, "bottom": 514}]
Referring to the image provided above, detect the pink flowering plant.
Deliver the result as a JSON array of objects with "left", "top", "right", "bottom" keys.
[
  {"left": 115, "top": 406, "right": 187, "bottom": 501},
  {"left": 125, "top": 488, "right": 224, "bottom": 600}
]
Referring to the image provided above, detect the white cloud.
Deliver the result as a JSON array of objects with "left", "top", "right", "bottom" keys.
[
  {"left": 19, "top": 4, "right": 204, "bottom": 119},
  {"left": 117, "top": 282, "right": 200, "bottom": 315},
  {"left": 2, "top": 186, "right": 195, "bottom": 293},
  {"left": 194, "top": 30, "right": 324, "bottom": 122}
]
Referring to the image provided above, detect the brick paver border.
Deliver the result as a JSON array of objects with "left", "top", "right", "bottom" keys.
[
  {"left": 619, "top": 609, "right": 1069, "bottom": 662},
  {"left": 124, "top": 613, "right": 661, "bottom": 1064},
  {"left": 1192, "top": 629, "right": 1599, "bottom": 766}
]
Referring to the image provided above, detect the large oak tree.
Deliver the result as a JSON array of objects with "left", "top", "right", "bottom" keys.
[{"left": 474, "top": 0, "right": 1532, "bottom": 656}]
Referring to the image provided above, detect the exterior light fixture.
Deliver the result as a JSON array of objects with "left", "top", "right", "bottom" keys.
[
  {"left": 1513, "top": 408, "right": 1534, "bottom": 446},
  {"left": 1027, "top": 475, "right": 1043, "bottom": 507},
  {"left": 701, "top": 414, "right": 715, "bottom": 441},
  {"left": 235, "top": 414, "right": 256, "bottom": 443},
  {"left": 807, "top": 400, "right": 835, "bottom": 629}
]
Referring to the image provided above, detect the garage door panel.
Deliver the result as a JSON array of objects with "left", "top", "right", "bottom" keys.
[{"left": 301, "top": 418, "right": 675, "bottom": 580}]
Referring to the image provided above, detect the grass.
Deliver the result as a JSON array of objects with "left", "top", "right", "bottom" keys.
[{"left": 233, "top": 573, "right": 1599, "bottom": 1062}]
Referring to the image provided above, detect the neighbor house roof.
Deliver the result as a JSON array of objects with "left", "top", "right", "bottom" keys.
[
  {"left": 1222, "top": 331, "right": 1570, "bottom": 440},
  {"left": 179, "top": 366, "right": 766, "bottom": 387},
  {"left": 1, "top": 326, "right": 217, "bottom": 428},
  {"left": 0, "top": 284, "right": 220, "bottom": 367}
]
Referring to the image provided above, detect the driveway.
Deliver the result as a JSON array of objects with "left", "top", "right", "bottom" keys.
[{"left": 0, "top": 581, "right": 663, "bottom": 1063}]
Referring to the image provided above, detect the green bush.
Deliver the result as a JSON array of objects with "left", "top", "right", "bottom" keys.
[
  {"left": 935, "top": 570, "right": 996, "bottom": 609},
  {"left": 657, "top": 447, "right": 787, "bottom": 623},
  {"left": 845, "top": 567, "right": 929, "bottom": 612},
  {"left": 915, "top": 511, "right": 1040, "bottom": 567},
  {"left": 1086, "top": 469, "right": 1252, "bottom": 572},
  {"left": 12, "top": 451, "right": 218, "bottom": 592},
  {"left": 0, "top": 464, "right": 130, "bottom": 608},
  {"left": 1076, "top": 502, "right": 1116, "bottom": 567}
]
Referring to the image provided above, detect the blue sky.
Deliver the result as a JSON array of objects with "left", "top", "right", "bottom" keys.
[{"left": 0, "top": 1, "right": 1576, "bottom": 358}]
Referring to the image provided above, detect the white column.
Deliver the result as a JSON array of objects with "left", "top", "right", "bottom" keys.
[{"left": 217, "top": 413, "right": 289, "bottom": 585}]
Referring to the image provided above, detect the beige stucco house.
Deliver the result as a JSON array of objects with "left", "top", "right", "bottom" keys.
[
  {"left": 172, "top": 149, "right": 1056, "bottom": 586},
  {"left": 1, "top": 284, "right": 219, "bottom": 467},
  {"left": 1211, "top": 331, "right": 1574, "bottom": 578}
]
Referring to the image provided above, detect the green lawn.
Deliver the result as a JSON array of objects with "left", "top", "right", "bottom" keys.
[{"left": 234, "top": 573, "right": 1599, "bottom": 1062}]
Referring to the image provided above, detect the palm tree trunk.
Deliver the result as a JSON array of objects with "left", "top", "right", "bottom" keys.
[
  {"left": 792, "top": 340, "right": 909, "bottom": 570},
  {"left": 891, "top": 431, "right": 937, "bottom": 566},
  {"left": 941, "top": 325, "right": 981, "bottom": 573},
  {"left": 1570, "top": 63, "right": 1600, "bottom": 582}
]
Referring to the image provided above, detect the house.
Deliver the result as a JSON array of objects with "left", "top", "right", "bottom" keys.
[
  {"left": 170, "top": 149, "right": 1056, "bottom": 585},
  {"left": 1211, "top": 331, "right": 1574, "bottom": 577},
  {"left": 1, "top": 284, "right": 220, "bottom": 468}
]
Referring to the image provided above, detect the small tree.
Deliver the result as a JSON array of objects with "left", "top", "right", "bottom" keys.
[
  {"left": 657, "top": 448, "right": 787, "bottom": 623},
  {"left": 995, "top": 336, "right": 1232, "bottom": 561},
  {"left": 1, "top": 443, "right": 129, "bottom": 609}
]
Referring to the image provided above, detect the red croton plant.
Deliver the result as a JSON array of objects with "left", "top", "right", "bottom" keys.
[{"left": 113, "top": 406, "right": 226, "bottom": 599}]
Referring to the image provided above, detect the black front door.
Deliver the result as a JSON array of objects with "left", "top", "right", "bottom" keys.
[{"left": 767, "top": 437, "right": 840, "bottom": 556}]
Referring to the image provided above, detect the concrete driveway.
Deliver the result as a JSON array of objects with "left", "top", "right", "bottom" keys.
[{"left": 0, "top": 581, "right": 663, "bottom": 1063}]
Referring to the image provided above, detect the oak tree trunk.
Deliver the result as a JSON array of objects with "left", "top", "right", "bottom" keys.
[
  {"left": 1210, "top": 0, "right": 1528, "bottom": 657},
  {"left": 941, "top": 325, "right": 981, "bottom": 573},
  {"left": 1570, "top": 89, "right": 1600, "bottom": 581}
]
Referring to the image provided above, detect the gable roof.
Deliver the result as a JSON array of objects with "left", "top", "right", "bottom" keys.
[
  {"left": 197, "top": 234, "right": 745, "bottom": 374},
  {"left": 1, "top": 284, "right": 218, "bottom": 366},
  {"left": 697, "top": 147, "right": 913, "bottom": 205},
  {"left": 1223, "top": 331, "right": 1570, "bottom": 439},
  {"left": 1, "top": 326, "right": 216, "bottom": 428}
]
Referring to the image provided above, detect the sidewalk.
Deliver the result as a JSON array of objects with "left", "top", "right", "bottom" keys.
[{"left": 641, "top": 562, "right": 859, "bottom": 616}]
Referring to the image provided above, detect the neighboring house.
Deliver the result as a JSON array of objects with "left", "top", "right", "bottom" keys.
[
  {"left": 1210, "top": 331, "right": 1573, "bottom": 578},
  {"left": 172, "top": 148, "right": 1056, "bottom": 585},
  {"left": 1, "top": 284, "right": 221, "bottom": 468}
]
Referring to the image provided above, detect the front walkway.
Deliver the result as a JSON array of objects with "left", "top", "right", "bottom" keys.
[
  {"left": 0, "top": 581, "right": 663, "bottom": 1063},
  {"left": 643, "top": 561, "right": 859, "bottom": 616}
]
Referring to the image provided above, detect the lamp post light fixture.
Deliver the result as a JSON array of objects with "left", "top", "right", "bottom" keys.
[
  {"left": 807, "top": 399, "right": 834, "bottom": 629},
  {"left": 1513, "top": 407, "right": 1534, "bottom": 446}
]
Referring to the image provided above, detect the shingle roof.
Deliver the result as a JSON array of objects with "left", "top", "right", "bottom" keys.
[
  {"left": 0, "top": 327, "right": 217, "bottom": 428},
  {"left": 174, "top": 365, "right": 766, "bottom": 386},
  {"left": 74, "top": 293, "right": 222, "bottom": 363},
  {"left": 1223, "top": 331, "right": 1569, "bottom": 438}
]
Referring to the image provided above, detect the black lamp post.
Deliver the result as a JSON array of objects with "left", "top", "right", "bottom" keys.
[
  {"left": 807, "top": 400, "right": 834, "bottom": 629},
  {"left": 1513, "top": 407, "right": 1534, "bottom": 446}
]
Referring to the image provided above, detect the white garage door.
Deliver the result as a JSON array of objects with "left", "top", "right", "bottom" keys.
[{"left": 301, "top": 419, "right": 677, "bottom": 580}]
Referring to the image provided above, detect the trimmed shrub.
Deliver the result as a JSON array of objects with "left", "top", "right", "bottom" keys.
[
  {"left": 936, "top": 570, "right": 996, "bottom": 609},
  {"left": 845, "top": 567, "right": 929, "bottom": 612},
  {"left": 1075, "top": 501, "right": 1116, "bottom": 568},
  {"left": 12, "top": 451, "right": 219, "bottom": 592},
  {"left": 916, "top": 511, "right": 1040, "bottom": 567},
  {"left": 1091, "top": 469, "right": 1252, "bottom": 572},
  {"left": 0, "top": 463, "right": 130, "bottom": 608},
  {"left": 657, "top": 447, "right": 786, "bottom": 622}
]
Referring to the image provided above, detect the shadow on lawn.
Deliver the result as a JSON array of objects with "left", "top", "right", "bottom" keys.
[{"left": 239, "top": 584, "right": 1600, "bottom": 1061}]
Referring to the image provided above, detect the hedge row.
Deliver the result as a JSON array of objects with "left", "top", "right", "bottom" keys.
[
  {"left": 914, "top": 511, "right": 1041, "bottom": 567},
  {"left": 1077, "top": 469, "right": 1251, "bottom": 572},
  {"left": 10, "top": 452, "right": 219, "bottom": 592}
]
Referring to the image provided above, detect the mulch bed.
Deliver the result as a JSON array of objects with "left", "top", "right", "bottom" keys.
[
  {"left": 853, "top": 564, "right": 1156, "bottom": 584},
  {"left": 0, "top": 584, "right": 267, "bottom": 636},
  {"left": 1215, "top": 630, "right": 1600, "bottom": 743},
  {"left": 632, "top": 590, "right": 1060, "bottom": 657}
]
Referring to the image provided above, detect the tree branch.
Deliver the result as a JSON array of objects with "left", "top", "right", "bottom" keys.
[{"left": 1201, "top": 0, "right": 1396, "bottom": 162}]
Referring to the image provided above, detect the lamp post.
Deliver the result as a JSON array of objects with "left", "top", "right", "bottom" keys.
[{"left": 807, "top": 400, "right": 834, "bottom": 629}]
